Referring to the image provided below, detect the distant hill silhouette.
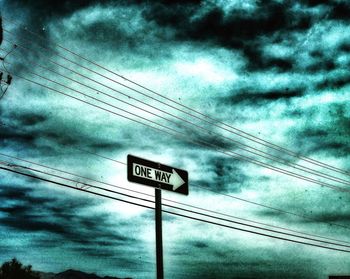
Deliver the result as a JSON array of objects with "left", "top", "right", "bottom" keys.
[
  {"left": 0, "top": 259, "right": 131, "bottom": 279},
  {"left": 39, "top": 269, "right": 131, "bottom": 279}
]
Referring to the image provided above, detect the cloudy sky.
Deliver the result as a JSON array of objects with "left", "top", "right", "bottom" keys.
[{"left": 0, "top": 0, "right": 350, "bottom": 278}]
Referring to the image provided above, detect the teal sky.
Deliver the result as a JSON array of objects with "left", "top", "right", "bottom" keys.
[{"left": 0, "top": 0, "right": 350, "bottom": 278}]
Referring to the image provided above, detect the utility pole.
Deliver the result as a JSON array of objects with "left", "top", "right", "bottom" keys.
[{"left": 0, "top": 16, "right": 15, "bottom": 100}]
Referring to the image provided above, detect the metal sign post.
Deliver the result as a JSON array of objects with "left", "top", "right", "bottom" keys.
[
  {"left": 155, "top": 188, "right": 163, "bottom": 279},
  {"left": 127, "top": 155, "right": 188, "bottom": 279}
]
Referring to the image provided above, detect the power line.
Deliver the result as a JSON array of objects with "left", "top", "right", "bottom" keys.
[
  {"left": 2, "top": 17, "right": 349, "bottom": 178},
  {"left": 2, "top": 57, "right": 350, "bottom": 249},
  {"left": 68, "top": 149, "right": 350, "bottom": 231},
  {"left": 5, "top": 67, "right": 350, "bottom": 193},
  {"left": 76, "top": 148, "right": 350, "bottom": 232},
  {"left": 1, "top": 153, "right": 349, "bottom": 246},
  {"left": 3, "top": 41, "right": 350, "bottom": 191},
  {"left": 2, "top": 37, "right": 350, "bottom": 193},
  {"left": 1, "top": 60, "right": 347, "bottom": 234},
  {"left": 6, "top": 160, "right": 350, "bottom": 248},
  {"left": 2, "top": 43, "right": 350, "bottom": 189},
  {"left": 3, "top": 35, "right": 350, "bottom": 190},
  {"left": 1, "top": 165, "right": 350, "bottom": 253},
  {"left": 1, "top": 19, "right": 348, "bottom": 249},
  {"left": 0, "top": 15, "right": 349, "bottom": 258},
  {"left": 1, "top": 137, "right": 349, "bottom": 233}
]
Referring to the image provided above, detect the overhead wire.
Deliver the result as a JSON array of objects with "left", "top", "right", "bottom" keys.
[
  {"left": 3, "top": 56, "right": 350, "bottom": 194},
  {"left": 1, "top": 152, "right": 349, "bottom": 246},
  {"left": 4, "top": 38, "right": 350, "bottom": 191},
  {"left": 4, "top": 67, "right": 350, "bottom": 194},
  {"left": 2, "top": 16, "right": 349, "bottom": 178},
  {"left": 0, "top": 19, "right": 350, "bottom": 252},
  {"left": 68, "top": 148, "right": 350, "bottom": 231},
  {"left": 1, "top": 42, "right": 350, "bottom": 189},
  {"left": 0, "top": 131, "right": 349, "bottom": 233},
  {"left": 1, "top": 164, "right": 350, "bottom": 253},
  {"left": 2, "top": 38, "right": 350, "bottom": 249},
  {"left": 2, "top": 37, "right": 348, "bottom": 190},
  {"left": 4, "top": 160, "right": 349, "bottom": 248}
]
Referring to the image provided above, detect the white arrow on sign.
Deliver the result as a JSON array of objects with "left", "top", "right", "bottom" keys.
[
  {"left": 169, "top": 169, "right": 185, "bottom": 191},
  {"left": 133, "top": 163, "right": 185, "bottom": 191}
]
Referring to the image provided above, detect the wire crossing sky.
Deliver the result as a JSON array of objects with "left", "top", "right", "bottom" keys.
[
  {"left": 2, "top": 163, "right": 350, "bottom": 254},
  {"left": 1, "top": 155, "right": 349, "bottom": 248},
  {"left": 0, "top": 1, "right": 350, "bottom": 278}
]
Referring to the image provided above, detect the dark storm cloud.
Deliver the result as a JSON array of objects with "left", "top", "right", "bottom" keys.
[
  {"left": 292, "top": 106, "right": 350, "bottom": 157},
  {"left": 306, "top": 49, "right": 339, "bottom": 74},
  {"left": 169, "top": 238, "right": 320, "bottom": 279},
  {"left": 7, "top": 0, "right": 315, "bottom": 73},
  {"left": 0, "top": 109, "right": 127, "bottom": 155},
  {"left": 306, "top": 139, "right": 350, "bottom": 157},
  {"left": 0, "top": 183, "right": 53, "bottom": 203},
  {"left": 171, "top": 119, "right": 244, "bottom": 153},
  {"left": 4, "top": 0, "right": 343, "bottom": 78},
  {"left": 0, "top": 109, "right": 48, "bottom": 130},
  {"left": 192, "top": 155, "right": 247, "bottom": 192},
  {"left": 340, "top": 41, "right": 350, "bottom": 52},
  {"left": 0, "top": 123, "right": 64, "bottom": 152},
  {"left": 300, "top": 0, "right": 331, "bottom": 7},
  {"left": 256, "top": 205, "right": 350, "bottom": 226},
  {"left": 2, "top": 1, "right": 120, "bottom": 73},
  {"left": 16, "top": 113, "right": 47, "bottom": 126},
  {"left": 1, "top": 0, "right": 350, "bottom": 277},
  {"left": 61, "top": 17, "right": 142, "bottom": 51},
  {"left": 0, "top": 126, "right": 59, "bottom": 156},
  {"left": 0, "top": 180, "right": 145, "bottom": 254},
  {"left": 222, "top": 87, "right": 305, "bottom": 106},
  {"left": 3, "top": 0, "right": 347, "bottom": 80},
  {"left": 143, "top": 1, "right": 311, "bottom": 45},
  {"left": 327, "top": 1, "right": 350, "bottom": 21},
  {"left": 0, "top": 183, "right": 68, "bottom": 234},
  {"left": 316, "top": 73, "right": 350, "bottom": 90},
  {"left": 304, "top": 38, "right": 350, "bottom": 79},
  {"left": 140, "top": 1, "right": 314, "bottom": 71},
  {"left": 256, "top": 209, "right": 288, "bottom": 219},
  {"left": 190, "top": 240, "right": 209, "bottom": 249},
  {"left": 262, "top": 57, "right": 294, "bottom": 72},
  {"left": 298, "top": 0, "right": 350, "bottom": 20},
  {"left": 5, "top": 0, "right": 109, "bottom": 25},
  {"left": 308, "top": 211, "right": 350, "bottom": 224}
]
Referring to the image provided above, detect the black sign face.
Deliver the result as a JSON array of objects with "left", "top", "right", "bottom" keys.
[{"left": 127, "top": 155, "right": 188, "bottom": 195}]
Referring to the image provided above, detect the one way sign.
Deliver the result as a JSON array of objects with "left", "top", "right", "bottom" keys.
[{"left": 127, "top": 155, "right": 188, "bottom": 195}]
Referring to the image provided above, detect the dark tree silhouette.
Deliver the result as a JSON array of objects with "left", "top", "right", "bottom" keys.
[{"left": 0, "top": 258, "right": 40, "bottom": 279}]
